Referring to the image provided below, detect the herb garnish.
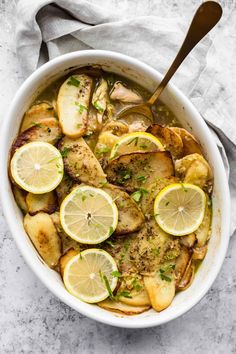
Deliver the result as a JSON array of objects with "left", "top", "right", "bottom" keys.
[
  {"left": 111, "top": 270, "right": 122, "bottom": 278},
  {"left": 127, "top": 137, "right": 139, "bottom": 146},
  {"left": 60, "top": 147, "right": 71, "bottom": 158},
  {"left": 108, "top": 226, "right": 114, "bottom": 237},
  {"left": 96, "top": 145, "right": 111, "bottom": 155},
  {"left": 136, "top": 175, "right": 147, "bottom": 183},
  {"left": 31, "top": 121, "right": 43, "bottom": 128},
  {"left": 159, "top": 264, "right": 175, "bottom": 282},
  {"left": 132, "top": 278, "right": 142, "bottom": 291},
  {"left": 67, "top": 76, "right": 80, "bottom": 87},
  {"left": 93, "top": 101, "right": 104, "bottom": 113},
  {"left": 180, "top": 183, "right": 188, "bottom": 192},
  {"left": 131, "top": 188, "right": 148, "bottom": 202},
  {"left": 75, "top": 102, "right": 87, "bottom": 114}
]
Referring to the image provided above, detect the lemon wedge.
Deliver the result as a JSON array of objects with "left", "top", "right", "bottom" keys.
[
  {"left": 60, "top": 185, "right": 118, "bottom": 244},
  {"left": 110, "top": 131, "right": 164, "bottom": 159},
  {"left": 10, "top": 142, "right": 63, "bottom": 194},
  {"left": 154, "top": 183, "right": 206, "bottom": 236},
  {"left": 63, "top": 249, "right": 118, "bottom": 303}
]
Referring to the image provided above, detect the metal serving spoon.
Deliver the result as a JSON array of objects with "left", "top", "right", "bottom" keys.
[{"left": 115, "top": 1, "right": 222, "bottom": 121}]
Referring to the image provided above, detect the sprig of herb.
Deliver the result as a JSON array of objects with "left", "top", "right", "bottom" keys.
[{"left": 67, "top": 76, "right": 80, "bottom": 87}]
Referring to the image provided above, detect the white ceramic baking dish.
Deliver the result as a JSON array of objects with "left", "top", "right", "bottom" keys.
[{"left": 0, "top": 50, "right": 230, "bottom": 328}]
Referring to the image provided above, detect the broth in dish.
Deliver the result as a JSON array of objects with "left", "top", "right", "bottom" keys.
[{"left": 9, "top": 67, "right": 213, "bottom": 314}]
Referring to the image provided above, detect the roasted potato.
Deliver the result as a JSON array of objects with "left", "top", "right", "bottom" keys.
[
  {"left": 12, "top": 185, "right": 28, "bottom": 214},
  {"left": 26, "top": 191, "right": 58, "bottom": 215},
  {"left": 56, "top": 174, "right": 76, "bottom": 205},
  {"left": 50, "top": 212, "right": 81, "bottom": 253},
  {"left": 174, "top": 247, "right": 192, "bottom": 286},
  {"left": 147, "top": 124, "right": 183, "bottom": 158},
  {"left": 103, "top": 184, "right": 144, "bottom": 234},
  {"left": 139, "top": 176, "right": 179, "bottom": 217},
  {"left": 59, "top": 248, "right": 78, "bottom": 277},
  {"left": 195, "top": 194, "right": 212, "bottom": 246},
  {"left": 58, "top": 136, "right": 107, "bottom": 187},
  {"left": 192, "top": 245, "right": 208, "bottom": 260},
  {"left": 92, "top": 78, "right": 109, "bottom": 124},
  {"left": 57, "top": 74, "right": 93, "bottom": 138},
  {"left": 175, "top": 153, "right": 213, "bottom": 192},
  {"left": 119, "top": 288, "right": 151, "bottom": 306},
  {"left": 179, "top": 233, "right": 196, "bottom": 248},
  {"left": 105, "top": 151, "right": 174, "bottom": 192},
  {"left": 20, "top": 102, "right": 56, "bottom": 133},
  {"left": 177, "top": 261, "right": 195, "bottom": 291},
  {"left": 144, "top": 274, "right": 175, "bottom": 312},
  {"left": 171, "top": 127, "right": 202, "bottom": 156},
  {"left": 11, "top": 117, "right": 62, "bottom": 155},
  {"left": 98, "top": 299, "right": 150, "bottom": 315},
  {"left": 24, "top": 212, "right": 61, "bottom": 267}
]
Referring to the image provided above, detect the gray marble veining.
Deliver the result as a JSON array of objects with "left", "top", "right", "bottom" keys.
[{"left": 0, "top": 1, "right": 235, "bottom": 353}]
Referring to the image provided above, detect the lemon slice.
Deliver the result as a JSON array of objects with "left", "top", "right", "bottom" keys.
[
  {"left": 154, "top": 183, "right": 206, "bottom": 236},
  {"left": 63, "top": 249, "right": 118, "bottom": 303},
  {"left": 60, "top": 185, "right": 118, "bottom": 244},
  {"left": 110, "top": 131, "right": 164, "bottom": 159},
  {"left": 10, "top": 142, "right": 63, "bottom": 194}
]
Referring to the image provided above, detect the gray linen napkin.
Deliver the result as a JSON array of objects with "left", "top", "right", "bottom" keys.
[{"left": 16, "top": 0, "right": 236, "bottom": 235}]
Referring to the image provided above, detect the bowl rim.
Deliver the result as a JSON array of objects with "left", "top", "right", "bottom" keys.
[{"left": 0, "top": 49, "right": 231, "bottom": 328}]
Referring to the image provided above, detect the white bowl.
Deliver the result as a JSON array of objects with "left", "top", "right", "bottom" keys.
[{"left": 0, "top": 50, "right": 230, "bottom": 328}]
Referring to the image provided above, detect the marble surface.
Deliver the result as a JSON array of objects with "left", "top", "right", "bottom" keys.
[{"left": 0, "top": 1, "right": 235, "bottom": 353}]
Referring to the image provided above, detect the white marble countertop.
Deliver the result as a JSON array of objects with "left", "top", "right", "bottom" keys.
[{"left": 0, "top": 1, "right": 235, "bottom": 353}]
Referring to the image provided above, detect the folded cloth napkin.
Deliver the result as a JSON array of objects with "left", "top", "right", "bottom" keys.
[{"left": 16, "top": 0, "right": 236, "bottom": 235}]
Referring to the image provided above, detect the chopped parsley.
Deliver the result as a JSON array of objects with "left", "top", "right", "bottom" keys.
[
  {"left": 31, "top": 121, "right": 43, "bottom": 128},
  {"left": 106, "top": 239, "right": 115, "bottom": 248},
  {"left": 131, "top": 188, "right": 148, "bottom": 202},
  {"left": 132, "top": 278, "right": 142, "bottom": 292},
  {"left": 75, "top": 102, "right": 87, "bottom": 114},
  {"left": 93, "top": 101, "right": 105, "bottom": 113},
  {"left": 111, "top": 270, "right": 122, "bottom": 278},
  {"left": 108, "top": 226, "right": 114, "bottom": 237},
  {"left": 67, "top": 76, "right": 80, "bottom": 87},
  {"left": 136, "top": 175, "right": 147, "bottom": 183},
  {"left": 100, "top": 272, "right": 114, "bottom": 299},
  {"left": 160, "top": 273, "right": 172, "bottom": 282},
  {"left": 127, "top": 137, "right": 139, "bottom": 146},
  {"left": 60, "top": 147, "right": 71, "bottom": 158},
  {"left": 116, "top": 291, "right": 132, "bottom": 299},
  {"left": 96, "top": 145, "right": 111, "bottom": 155},
  {"left": 159, "top": 264, "right": 175, "bottom": 282},
  {"left": 180, "top": 183, "right": 188, "bottom": 192}
]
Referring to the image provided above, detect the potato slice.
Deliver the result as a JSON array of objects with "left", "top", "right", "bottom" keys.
[
  {"left": 11, "top": 118, "right": 62, "bottom": 155},
  {"left": 92, "top": 78, "right": 108, "bottom": 124},
  {"left": 26, "top": 191, "right": 58, "bottom": 215},
  {"left": 105, "top": 151, "right": 174, "bottom": 192},
  {"left": 12, "top": 185, "right": 28, "bottom": 214},
  {"left": 195, "top": 195, "right": 212, "bottom": 246},
  {"left": 171, "top": 127, "right": 202, "bottom": 156},
  {"left": 144, "top": 274, "right": 175, "bottom": 312},
  {"left": 98, "top": 299, "right": 150, "bottom": 315},
  {"left": 119, "top": 289, "right": 151, "bottom": 306},
  {"left": 179, "top": 233, "right": 196, "bottom": 248},
  {"left": 20, "top": 102, "right": 56, "bottom": 132},
  {"left": 177, "top": 261, "right": 195, "bottom": 291},
  {"left": 139, "top": 176, "right": 179, "bottom": 216},
  {"left": 192, "top": 245, "right": 207, "bottom": 260},
  {"left": 24, "top": 212, "right": 61, "bottom": 268},
  {"left": 103, "top": 184, "right": 144, "bottom": 234},
  {"left": 50, "top": 212, "right": 81, "bottom": 253},
  {"left": 147, "top": 124, "right": 183, "bottom": 158},
  {"left": 94, "top": 121, "right": 128, "bottom": 168},
  {"left": 175, "top": 153, "right": 213, "bottom": 192},
  {"left": 57, "top": 74, "right": 93, "bottom": 138},
  {"left": 59, "top": 248, "right": 78, "bottom": 277},
  {"left": 174, "top": 247, "right": 191, "bottom": 286},
  {"left": 56, "top": 175, "right": 76, "bottom": 205},
  {"left": 58, "top": 136, "right": 106, "bottom": 187}
]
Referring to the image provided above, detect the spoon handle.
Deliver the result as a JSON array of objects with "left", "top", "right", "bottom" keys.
[{"left": 148, "top": 1, "right": 222, "bottom": 106}]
